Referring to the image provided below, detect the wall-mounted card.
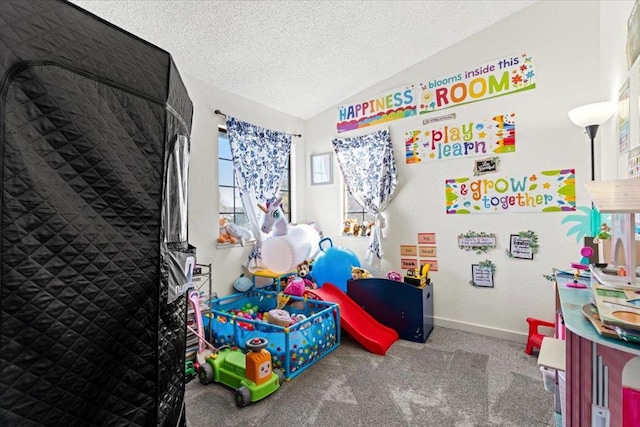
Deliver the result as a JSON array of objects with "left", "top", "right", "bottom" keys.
[
  {"left": 422, "top": 259, "right": 438, "bottom": 271},
  {"left": 401, "top": 258, "right": 418, "bottom": 269},
  {"left": 419, "top": 246, "right": 437, "bottom": 257},
  {"left": 400, "top": 245, "right": 417, "bottom": 256},
  {"left": 418, "top": 233, "right": 436, "bottom": 244}
]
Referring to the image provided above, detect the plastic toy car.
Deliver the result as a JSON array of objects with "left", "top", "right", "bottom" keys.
[{"left": 197, "top": 337, "right": 282, "bottom": 407}]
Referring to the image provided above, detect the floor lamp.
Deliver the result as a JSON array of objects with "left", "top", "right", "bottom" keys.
[
  {"left": 567, "top": 101, "right": 615, "bottom": 247},
  {"left": 568, "top": 101, "right": 615, "bottom": 181}
]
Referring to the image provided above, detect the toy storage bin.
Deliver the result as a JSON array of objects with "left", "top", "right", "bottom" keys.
[{"left": 203, "top": 289, "right": 340, "bottom": 380}]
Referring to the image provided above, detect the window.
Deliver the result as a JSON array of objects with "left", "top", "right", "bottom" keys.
[
  {"left": 218, "top": 128, "right": 290, "bottom": 226},
  {"left": 343, "top": 186, "right": 374, "bottom": 237}
]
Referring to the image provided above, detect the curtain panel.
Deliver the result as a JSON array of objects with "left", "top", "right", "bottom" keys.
[
  {"left": 332, "top": 128, "right": 398, "bottom": 267},
  {"left": 225, "top": 116, "right": 292, "bottom": 270}
]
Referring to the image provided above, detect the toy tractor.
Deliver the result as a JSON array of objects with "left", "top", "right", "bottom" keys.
[{"left": 197, "top": 337, "right": 282, "bottom": 407}]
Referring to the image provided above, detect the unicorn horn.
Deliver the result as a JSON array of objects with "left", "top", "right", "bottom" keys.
[{"left": 257, "top": 203, "right": 268, "bottom": 213}]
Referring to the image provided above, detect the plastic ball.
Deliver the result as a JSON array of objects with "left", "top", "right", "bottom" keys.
[
  {"left": 312, "top": 237, "right": 360, "bottom": 292},
  {"left": 233, "top": 275, "right": 253, "bottom": 293}
]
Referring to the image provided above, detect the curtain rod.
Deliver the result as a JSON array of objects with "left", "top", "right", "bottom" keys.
[{"left": 214, "top": 109, "right": 302, "bottom": 138}]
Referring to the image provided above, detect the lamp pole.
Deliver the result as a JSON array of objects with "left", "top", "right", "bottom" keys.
[{"left": 585, "top": 124, "right": 599, "bottom": 181}]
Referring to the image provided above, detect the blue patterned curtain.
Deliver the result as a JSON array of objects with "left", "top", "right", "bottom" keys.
[
  {"left": 332, "top": 128, "right": 397, "bottom": 268},
  {"left": 225, "top": 116, "right": 292, "bottom": 270}
]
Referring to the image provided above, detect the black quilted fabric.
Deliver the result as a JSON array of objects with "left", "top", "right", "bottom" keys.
[{"left": 1, "top": 1, "right": 193, "bottom": 426}]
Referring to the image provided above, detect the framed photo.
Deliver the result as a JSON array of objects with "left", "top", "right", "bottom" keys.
[
  {"left": 473, "top": 157, "right": 499, "bottom": 175},
  {"left": 310, "top": 152, "right": 333, "bottom": 185},
  {"left": 471, "top": 264, "right": 494, "bottom": 288},
  {"left": 457, "top": 231, "right": 496, "bottom": 254},
  {"left": 508, "top": 234, "right": 534, "bottom": 260}
]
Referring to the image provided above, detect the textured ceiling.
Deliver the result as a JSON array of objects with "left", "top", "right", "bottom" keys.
[{"left": 70, "top": 0, "right": 537, "bottom": 120}]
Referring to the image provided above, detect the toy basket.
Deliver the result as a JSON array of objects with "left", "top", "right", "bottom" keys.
[{"left": 203, "top": 289, "right": 340, "bottom": 380}]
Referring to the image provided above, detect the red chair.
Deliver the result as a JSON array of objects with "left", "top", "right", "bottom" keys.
[{"left": 525, "top": 317, "right": 555, "bottom": 355}]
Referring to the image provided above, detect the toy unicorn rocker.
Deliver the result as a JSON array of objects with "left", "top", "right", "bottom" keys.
[{"left": 257, "top": 197, "right": 320, "bottom": 274}]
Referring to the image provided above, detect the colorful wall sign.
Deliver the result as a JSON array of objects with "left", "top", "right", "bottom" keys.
[
  {"left": 445, "top": 169, "right": 576, "bottom": 214},
  {"left": 418, "top": 52, "right": 536, "bottom": 114},
  {"left": 337, "top": 85, "right": 416, "bottom": 133},
  {"left": 405, "top": 113, "right": 515, "bottom": 163}
]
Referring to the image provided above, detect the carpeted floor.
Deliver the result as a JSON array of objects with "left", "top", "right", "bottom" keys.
[{"left": 184, "top": 327, "right": 555, "bottom": 426}]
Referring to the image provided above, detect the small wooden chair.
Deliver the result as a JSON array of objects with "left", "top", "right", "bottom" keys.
[{"left": 525, "top": 317, "right": 555, "bottom": 355}]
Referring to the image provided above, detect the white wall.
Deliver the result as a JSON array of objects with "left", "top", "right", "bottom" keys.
[
  {"left": 304, "top": 0, "right": 603, "bottom": 342},
  {"left": 185, "top": 76, "right": 305, "bottom": 296},
  {"left": 599, "top": 0, "right": 637, "bottom": 179}
]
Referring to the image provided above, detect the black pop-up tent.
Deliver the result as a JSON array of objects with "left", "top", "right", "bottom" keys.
[{"left": 1, "top": 1, "right": 194, "bottom": 425}]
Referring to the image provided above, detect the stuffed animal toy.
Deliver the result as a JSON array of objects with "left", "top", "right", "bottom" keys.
[
  {"left": 343, "top": 219, "right": 355, "bottom": 235},
  {"left": 365, "top": 221, "right": 375, "bottom": 236},
  {"left": 283, "top": 276, "right": 306, "bottom": 297},
  {"left": 225, "top": 221, "right": 254, "bottom": 247},
  {"left": 352, "top": 222, "right": 361, "bottom": 236},
  {"left": 351, "top": 266, "right": 372, "bottom": 280},
  {"left": 283, "top": 276, "right": 306, "bottom": 309},
  {"left": 386, "top": 270, "right": 403, "bottom": 282},
  {"left": 217, "top": 217, "right": 238, "bottom": 244},
  {"left": 296, "top": 260, "right": 317, "bottom": 289}
]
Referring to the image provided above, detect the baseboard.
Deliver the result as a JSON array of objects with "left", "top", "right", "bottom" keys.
[{"left": 434, "top": 317, "right": 527, "bottom": 343}]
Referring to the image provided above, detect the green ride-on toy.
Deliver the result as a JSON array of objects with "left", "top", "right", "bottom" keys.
[
  {"left": 185, "top": 360, "right": 197, "bottom": 382},
  {"left": 197, "top": 337, "right": 282, "bottom": 407}
]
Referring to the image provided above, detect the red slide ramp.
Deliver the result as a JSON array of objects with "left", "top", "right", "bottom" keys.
[{"left": 307, "top": 283, "right": 398, "bottom": 355}]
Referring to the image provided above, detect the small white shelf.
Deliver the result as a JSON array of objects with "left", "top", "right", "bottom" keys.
[{"left": 538, "top": 337, "right": 566, "bottom": 372}]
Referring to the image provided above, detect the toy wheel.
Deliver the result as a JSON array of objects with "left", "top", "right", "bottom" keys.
[
  {"left": 234, "top": 386, "right": 251, "bottom": 407},
  {"left": 197, "top": 363, "right": 214, "bottom": 385},
  {"left": 245, "top": 337, "right": 268, "bottom": 352}
]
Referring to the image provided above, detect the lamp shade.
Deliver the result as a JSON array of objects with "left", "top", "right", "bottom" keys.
[{"left": 568, "top": 102, "right": 614, "bottom": 127}]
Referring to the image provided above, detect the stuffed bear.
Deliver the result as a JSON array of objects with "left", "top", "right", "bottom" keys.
[{"left": 296, "top": 260, "right": 317, "bottom": 289}]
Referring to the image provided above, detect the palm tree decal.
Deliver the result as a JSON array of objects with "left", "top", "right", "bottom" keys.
[{"left": 561, "top": 206, "right": 593, "bottom": 243}]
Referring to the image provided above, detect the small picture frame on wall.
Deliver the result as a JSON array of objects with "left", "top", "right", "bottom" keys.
[
  {"left": 473, "top": 157, "right": 499, "bottom": 176},
  {"left": 310, "top": 152, "right": 333, "bottom": 185},
  {"left": 471, "top": 264, "right": 494, "bottom": 288},
  {"left": 508, "top": 234, "right": 534, "bottom": 260}
]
